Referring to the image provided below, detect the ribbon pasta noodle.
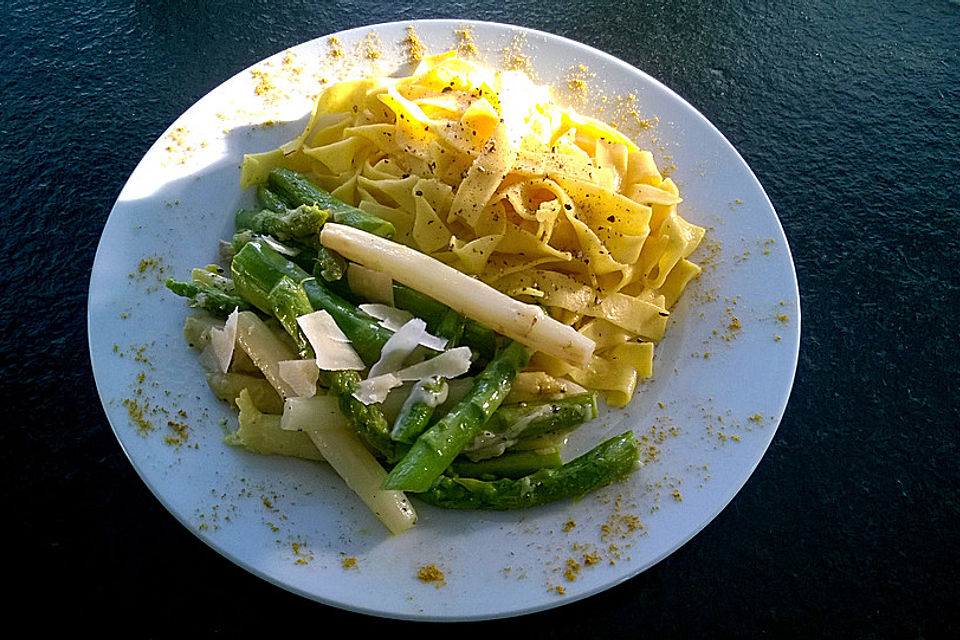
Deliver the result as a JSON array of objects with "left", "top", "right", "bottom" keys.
[{"left": 241, "top": 51, "right": 704, "bottom": 407}]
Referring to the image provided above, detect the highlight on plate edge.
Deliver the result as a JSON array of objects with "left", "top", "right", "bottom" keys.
[{"left": 164, "top": 47, "right": 706, "bottom": 535}]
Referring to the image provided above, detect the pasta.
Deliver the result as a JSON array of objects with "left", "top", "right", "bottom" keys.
[{"left": 240, "top": 51, "right": 704, "bottom": 407}]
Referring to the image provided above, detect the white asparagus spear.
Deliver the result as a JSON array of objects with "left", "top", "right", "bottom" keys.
[
  {"left": 281, "top": 395, "right": 417, "bottom": 535},
  {"left": 319, "top": 223, "right": 596, "bottom": 367}
]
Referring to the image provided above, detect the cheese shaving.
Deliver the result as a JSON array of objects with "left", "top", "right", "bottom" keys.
[
  {"left": 278, "top": 359, "right": 320, "bottom": 397},
  {"left": 391, "top": 345, "right": 473, "bottom": 380},
  {"left": 353, "top": 372, "right": 402, "bottom": 405},
  {"left": 359, "top": 303, "right": 415, "bottom": 332},
  {"left": 297, "top": 309, "right": 365, "bottom": 370},
  {"left": 359, "top": 303, "right": 448, "bottom": 351},
  {"left": 368, "top": 318, "right": 431, "bottom": 378},
  {"left": 208, "top": 307, "right": 239, "bottom": 373},
  {"left": 352, "top": 345, "right": 473, "bottom": 405}
]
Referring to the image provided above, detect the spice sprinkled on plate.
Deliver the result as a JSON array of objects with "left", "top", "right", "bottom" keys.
[{"left": 417, "top": 564, "right": 446, "bottom": 587}]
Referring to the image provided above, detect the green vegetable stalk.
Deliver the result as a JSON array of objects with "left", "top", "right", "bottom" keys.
[
  {"left": 164, "top": 278, "right": 251, "bottom": 317},
  {"left": 232, "top": 228, "right": 347, "bottom": 287},
  {"left": 448, "top": 449, "right": 563, "bottom": 480},
  {"left": 250, "top": 178, "right": 363, "bottom": 284},
  {"left": 256, "top": 184, "right": 288, "bottom": 212},
  {"left": 382, "top": 341, "right": 531, "bottom": 492},
  {"left": 391, "top": 283, "right": 498, "bottom": 361},
  {"left": 267, "top": 168, "right": 396, "bottom": 239},
  {"left": 267, "top": 276, "right": 314, "bottom": 358},
  {"left": 235, "top": 204, "right": 328, "bottom": 248},
  {"left": 462, "top": 392, "right": 599, "bottom": 460},
  {"left": 417, "top": 431, "right": 641, "bottom": 510},
  {"left": 312, "top": 245, "right": 347, "bottom": 283},
  {"left": 231, "top": 238, "right": 391, "bottom": 365},
  {"left": 320, "top": 369, "right": 408, "bottom": 463},
  {"left": 390, "top": 376, "right": 449, "bottom": 444}
]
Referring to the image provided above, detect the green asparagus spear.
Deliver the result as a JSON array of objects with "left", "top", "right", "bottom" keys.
[
  {"left": 256, "top": 184, "right": 288, "bottom": 212},
  {"left": 390, "top": 376, "right": 449, "bottom": 444},
  {"left": 433, "top": 307, "right": 466, "bottom": 346},
  {"left": 249, "top": 178, "right": 368, "bottom": 283},
  {"left": 382, "top": 341, "right": 531, "bottom": 492},
  {"left": 391, "top": 283, "right": 497, "bottom": 361},
  {"left": 461, "top": 392, "right": 599, "bottom": 460},
  {"left": 231, "top": 239, "right": 391, "bottom": 364},
  {"left": 417, "top": 431, "right": 640, "bottom": 510},
  {"left": 301, "top": 279, "right": 392, "bottom": 367},
  {"left": 247, "top": 181, "right": 353, "bottom": 285},
  {"left": 312, "top": 245, "right": 347, "bottom": 283},
  {"left": 462, "top": 320, "right": 499, "bottom": 362},
  {"left": 230, "top": 238, "right": 294, "bottom": 313},
  {"left": 235, "top": 204, "right": 328, "bottom": 247},
  {"left": 267, "top": 168, "right": 396, "bottom": 238},
  {"left": 230, "top": 228, "right": 257, "bottom": 253},
  {"left": 267, "top": 276, "right": 314, "bottom": 358},
  {"left": 448, "top": 449, "right": 563, "bottom": 480},
  {"left": 190, "top": 264, "right": 234, "bottom": 291},
  {"left": 320, "top": 369, "right": 408, "bottom": 463},
  {"left": 165, "top": 279, "right": 252, "bottom": 316},
  {"left": 390, "top": 280, "right": 446, "bottom": 323},
  {"left": 231, "top": 227, "right": 346, "bottom": 286}
]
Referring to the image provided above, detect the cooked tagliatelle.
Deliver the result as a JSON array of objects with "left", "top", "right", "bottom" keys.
[{"left": 240, "top": 51, "right": 704, "bottom": 407}]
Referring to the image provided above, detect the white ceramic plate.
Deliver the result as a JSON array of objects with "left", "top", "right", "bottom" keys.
[{"left": 88, "top": 20, "right": 799, "bottom": 621}]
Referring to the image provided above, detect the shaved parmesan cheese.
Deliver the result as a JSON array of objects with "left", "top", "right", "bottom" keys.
[
  {"left": 278, "top": 359, "right": 319, "bottom": 397},
  {"left": 417, "top": 333, "right": 447, "bottom": 353},
  {"left": 297, "top": 310, "right": 365, "bottom": 371},
  {"left": 198, "top": 344, "right": 221, "bottom": 372},
  {"left": 359, "top": 303, "right": 448, "bottom": 351},
  {"left": 393, "top": 345, "right": 473, "bottom": 381},
  {"left": 400, "top": 376, "right": 449, "bottom": 412},
  {"left": 347, "top": 263, "right": 394, "bottom": 305},
  {"left": 351, "top": 346, "right": 474, "bottom": 405},
  {"left": 353, "top": 372, "right": 402, "bottom": 405},
  {"left": 208, "top": 307, "right": 239, "bottom": 373},
  {"left": 369, "top": 318, "right": 430, "bottom": 378},
  {"left": 359, "top": 303, "right": 415, "bottom": 332}
]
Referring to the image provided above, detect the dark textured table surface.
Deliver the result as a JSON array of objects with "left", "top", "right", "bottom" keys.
[{"left": 4, "top": 1, "right": 958, "bottom": 636}]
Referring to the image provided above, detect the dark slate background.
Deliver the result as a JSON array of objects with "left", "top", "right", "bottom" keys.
[{"left": 3, "top": 0, "right": 958, "bottom": 636}]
